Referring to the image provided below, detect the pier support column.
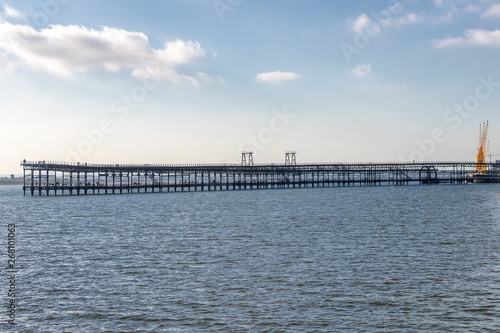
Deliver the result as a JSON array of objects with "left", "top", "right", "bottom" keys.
[
  {"left": 31, "top": 169, "right": 34, "bottom": 196},
  {"left": 38, "top": 169, "right": 42, "bottom": 196},
  {"left": 23, "top": 165, "right": 26, "bottom": 196},
  {"left": 46, "top": 168, "right": 49, "bottom": 196}
]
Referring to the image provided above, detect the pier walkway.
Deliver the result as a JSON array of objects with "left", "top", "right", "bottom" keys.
[{"left": 20, "top": 160, "right": 500, "bottom": 196}]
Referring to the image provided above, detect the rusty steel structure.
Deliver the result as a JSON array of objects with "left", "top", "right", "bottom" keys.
[{"left": 20, "top": 159, "right": 499, "bottom": 196}]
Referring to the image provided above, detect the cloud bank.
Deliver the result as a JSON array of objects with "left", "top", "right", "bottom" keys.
[{"left": 0, "top": 19, "right": 206, "bottom": 84}]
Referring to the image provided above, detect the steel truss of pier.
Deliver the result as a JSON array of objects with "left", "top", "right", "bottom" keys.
[{"left": 20, "top": 160, "right": 499, "bottom": 196}]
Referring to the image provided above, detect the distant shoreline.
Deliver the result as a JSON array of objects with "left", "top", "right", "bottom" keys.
[{"left": 0, "top": 181, "right": 23, "bottom": 186}]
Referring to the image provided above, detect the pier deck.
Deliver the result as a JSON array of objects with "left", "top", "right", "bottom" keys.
[{"left": 20, "top": 160, "right": 499, "bottom": 196}]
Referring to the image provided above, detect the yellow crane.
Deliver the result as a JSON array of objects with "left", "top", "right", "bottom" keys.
[{"left": 475, "top": 121, "right": 489, "bottom": 174}]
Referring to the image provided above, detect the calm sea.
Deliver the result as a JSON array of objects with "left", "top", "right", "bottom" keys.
[{"left": 1, "top": 184, "right": 500, "bottom": 332}]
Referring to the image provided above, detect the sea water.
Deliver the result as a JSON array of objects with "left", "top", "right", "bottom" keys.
[{"left": 1, "top": 184, "right": 499, "bottom": 332}]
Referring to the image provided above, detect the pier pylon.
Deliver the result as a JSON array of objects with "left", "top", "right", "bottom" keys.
[
  {"left": 285, "top": 151, "right": 296, "bottom": 166},
  {"left": 241, "top": 151, "right": 254, "bottom": 166}
]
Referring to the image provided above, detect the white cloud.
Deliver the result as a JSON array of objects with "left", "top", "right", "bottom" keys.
[
  {"left": 350, "top": 7, "right": 453, "bottom": 36},
  {"left": 401, "top": 13, "right": 421, "bottom": 24},
  {"left": 197, "top": 72, "right": 213, "bottom": 83},
  {"left": 352, "top": 14, "right": 370, "bottom": 33},
  {"left": 435, "top": 29, "right": 500, "bottom": 48},
  {"left": 394, "top": 11, "right": 453, "bottom": 27},
  {"left": 352, "top": 9, "right": 451, "bottom": 33},
  {"left": 256, "top": 71, "right": 300, "bottom": 83},
  {"left": 197, "top": 72, "right": 224, "bottom": 84},
  {"left": 483, "top": 3, "right": 500, "bottom": 18},
  {"left": 2, "top": 5, "right": 24, "bottom": 19},
  {"left": 438, "top": 12, "right": 453, "bottom": 23},
  {"left": 351, "top": 64, "right": 372, "bottom": 78},
  {"left": 0, "top": 21, "right": 206, "bottom": 84},
  {"left": 352, "top": 13, "right": 381, "bottom": 35}
]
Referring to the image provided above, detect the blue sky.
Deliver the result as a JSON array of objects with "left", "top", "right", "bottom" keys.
[{"left": 1, "top": 0, "right": 500, "bottom": 174}]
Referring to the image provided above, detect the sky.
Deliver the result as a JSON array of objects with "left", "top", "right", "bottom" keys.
[{"left": 1, "top": 0, "right": 500, "bottom": 174}]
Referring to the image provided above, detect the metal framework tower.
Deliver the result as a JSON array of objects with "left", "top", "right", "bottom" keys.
[
  {"left": 241, "top": 151, "right": 254, "bottom": 166},
  {"left": 285, "top": 151, "right": 297, "bottom": 166}
]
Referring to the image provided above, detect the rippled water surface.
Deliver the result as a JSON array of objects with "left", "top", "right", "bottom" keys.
[{"left": 1, "top": 184, "right": 500, "bottom": 332}]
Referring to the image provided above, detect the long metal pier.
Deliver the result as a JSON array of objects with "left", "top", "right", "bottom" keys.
[{"left": 20, "top": 160, "right": 500, "bottom": 196}]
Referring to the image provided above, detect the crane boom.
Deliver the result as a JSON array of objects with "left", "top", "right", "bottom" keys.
[{"left": 475, "top": 121, "right": 489, "bottom": 173}]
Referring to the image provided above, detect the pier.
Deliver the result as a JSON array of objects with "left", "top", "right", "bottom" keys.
[{"left": 20, "top": 160, "right": 500, "bottom": 196}]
